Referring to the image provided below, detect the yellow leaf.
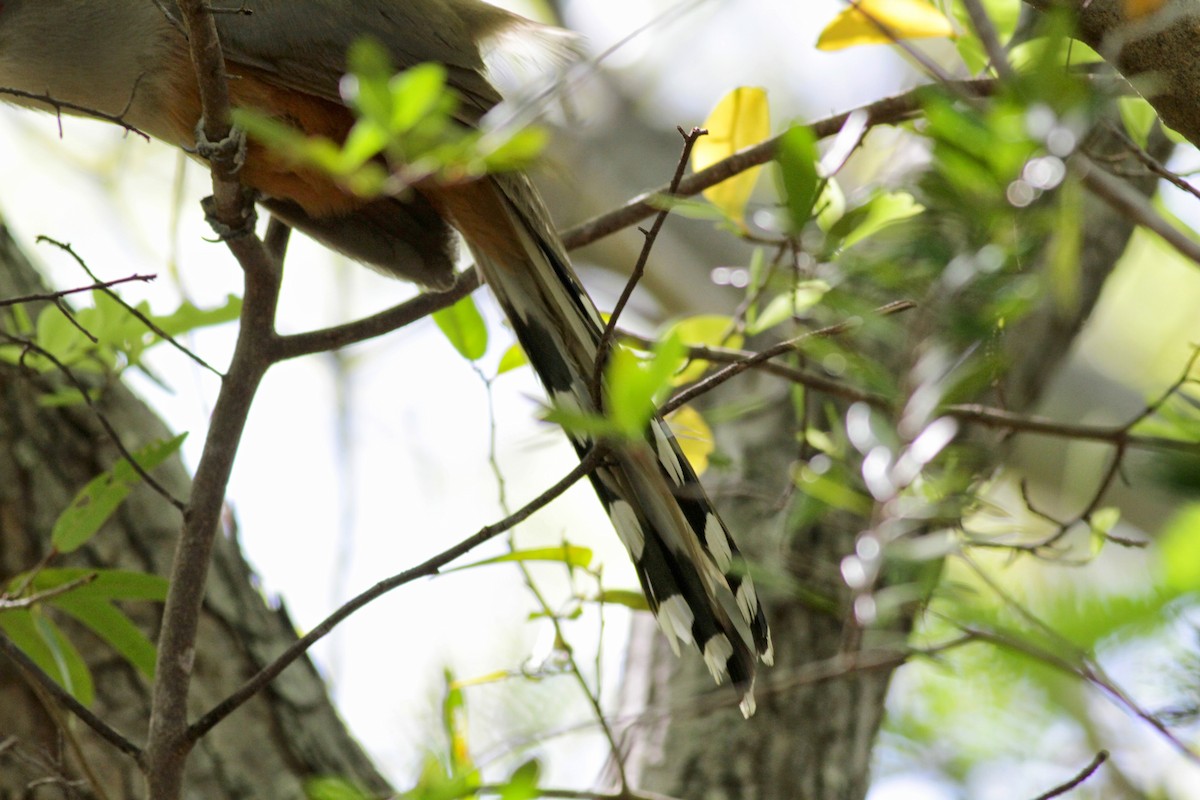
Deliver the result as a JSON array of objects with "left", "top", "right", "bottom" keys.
[
  {"left": 667, "top": 405, "right": 714, "bottom": 475},
  {"left": 662, "top": 314, "right": 743, "bottom": 384},
  {"left": 692, "top": 87, "right": 770, "bottom": 224},
  {"left": 449, "top": 670, "right": 511, "bottom": 689},
  {"left": 817, "top": 0, "right": 955, "bottom": 51}
]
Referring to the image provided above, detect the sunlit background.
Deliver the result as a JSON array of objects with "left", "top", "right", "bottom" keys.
[{"left": 3, "top": 0, "right": 1200, "bottom": 797}]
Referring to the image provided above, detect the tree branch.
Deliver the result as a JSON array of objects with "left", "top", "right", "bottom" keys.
[{"left": 187, "top": 446, "right": 605, "bottom": 742}]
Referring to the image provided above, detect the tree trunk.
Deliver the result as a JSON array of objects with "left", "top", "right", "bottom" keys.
[
  {"left": 0, "top": 223, "right": 389, "bottom": 798},
  {"left": 617, "top": 112, "right": 1171, "bottom": 799}
]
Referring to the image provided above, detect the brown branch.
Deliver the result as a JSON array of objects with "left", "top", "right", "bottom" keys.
[
  {"left": 562, "top": 80, "right": 992, "bottom": 249},
  {"left": 659, "top": 300, "right": 915, "bottom": 416},
  {"left": 141, "top": 265, "right": 279, "bottom": 791},
  {"left": 962, "top": 0, "right": 1017, "bottom": 80},
  {"left": 271, "top": 269, "right": 481, "bottom": 359},
  {"left": 1030, "top": 751, "right": 1108, "bottom": 800},
  {"left": 0, "top": 87, "right": 151, "bottom": 140},
  {"left": 0, "top": 573, "right": 97, "bottom": 611},
  {"left": 561, "top": 74, "right": 1132, "bottom": 251},
  {"left": 144, "top": 2, "right": 279, "bottom": 796},
  {"left": 960, "top": 625, "right": 1199, "bottom": 763},
  {"left": 1079, "top": 155, "right": 1200, "bottom": 267},
  {"left": 0, "top": 274, "right": 155, "bottom": 309},
  {"left": 944, "top": 404, "right": 1200, "bottom": 453},
  {"left": 1102, "top": 121, "right": 1200, "bottom": 202}
]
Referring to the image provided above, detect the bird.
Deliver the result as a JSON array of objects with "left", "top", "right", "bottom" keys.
[{"left": 0, "top": 0, "right": 772, "bottom": 714}]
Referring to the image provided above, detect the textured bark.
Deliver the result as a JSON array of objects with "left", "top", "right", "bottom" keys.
[
  {"left": 1027, "top": 0, "right": 1200, "bottom": 150},
  {"left": 0, "top": 225, "right": 389, "bottom": 798},
  {"left": 617, "top": 115, "right": 1172, "bottom": 799}
]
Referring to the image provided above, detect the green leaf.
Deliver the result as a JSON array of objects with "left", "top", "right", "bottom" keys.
[
  {"left": 481, "top": 127, "right": 548, "bottom": 172},
  {"left": 441, "top": 668, "right": 474, "bottom": 776},
  {"left": 1118, "top": 96, "right": 1157, "bottom": 149},
  {"left": 593, "top": 588, "right": 651, "bottom": 611},
  {"left": 10, "top": 302, "right": 33, "bottom": 334},
  {"left": 644, "top": 194, "right": 732, "bottom": 221},
  {"left": 20, "top": 568, "right": 168, "bottom": 602},
  {"left": 1048, "top": 175, "right": 1083, "bottom": 313},
  {"left": 496, "top": 343, "right": 528, "bottom": 375},
  {"left": 540, "top": 404, "right": 622, "bottom": 441},
  {"left": 35, "top": 305, "right": 90, "bottom": 368},
  {"left": 747, "top": 280, "right": 831, "bottom": 335},
  {"left": 0, "top": 610, "right": 94, "bottom": 704},
  {"left": 345, "top": 39, "right": 398, "bottom": 122},
  {"left": 151, "top": 295, "right": 242, "bottom": 340},
  {"left": 775, "top": 125, "right": 820, "bottom": 233},
  {"left": 432, "top": 295, "right": 488, "bottom": 362},
  {"left": 304, "top": 777, "right": 373, "bottom": 800},
  {"left": 447, "top": 545, "right": 594, "bottom": 573},
  {"left": 814, "top": 177, "right": 846, "bottom": 231},
  {"left": 605, "top": 333, "right": 686, "bottom": 438},
  {"left": 388, "top": 63, "right": 451, "bottom": 134},
  {"left": 794, "top": 462, "right": 874, "bottom": 515},
  {"left": 36, "top": 387, "right": 98, "bottom": 408},
  {"left": 498, "top": 759, "right": 541, "bottom": 800},
  {"left": 661, "top": 314, "right": 742, "bottom": 384},
  {"left": 340, "top": 123, "right": 390, "bottom": 168},
  {"left": 1159, "top": 504, "right": 1200, "bottom": 594},
  {"left": 1087, "top": 507, "right": 1120, "bottom": 556},
  {"left": 51, "top": 434, "right": 186, "bottom": 552},
  {"left": 49, "top": 595, "right": 157, "bottom": 678},
  {"left": 834, "top": 190, "right": 925, "bottom": 249}
]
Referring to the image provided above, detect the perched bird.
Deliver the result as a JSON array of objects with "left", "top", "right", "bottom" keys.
[{"left": 0, "top": 0, "right": 771, "bottom": 713}]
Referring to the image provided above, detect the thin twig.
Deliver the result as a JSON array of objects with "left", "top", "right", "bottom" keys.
[
  {"left": 144, "top": 0, "right": 281, "bottom": 793},
  {"left": 0, "top": 573, "right": 98, "bottom": 610},
  {"left": 187, "top": 446, "right": 606, "bottom": 742},
  {"left": 1079, "top": 156, "right": 1200, "bottom": 268},
  {"left": 0, "top": 633, "right": 142, "bottom": 759},
  {"left": 36, "top": 237, "right": 222, "bottom": 376},
  {"left": 272, "top": 269, "right": 481, "bottom": 359},
  {"left": 1102, "top": 121, "right": 1200, "bottom": 202},
  {"left": 959, "top": 625, "right": 1199, "bottom": 763},
  {"left": 961, "top": 0, "right": 1016, "bottom": 80},
  {"left": 659, "top": 301, "right": 915, "bottom": 416},
  {"left": 1030, "top": 751, "right": 1108, "bottom": 800},
  {"left": 591, "top": 126, "right": 705, "bottom": 408},
  {"left": 0, "top": 87, "right": 151, "bottom": 140},
  {"left": 476, "top": 786, "right": 680, "bottom": 800},
  {"left": 0, "top": 333, "right": 188, "bottom": 512},
  {"left": 0, "top": 274, "right": 155, "bottom": 309}
]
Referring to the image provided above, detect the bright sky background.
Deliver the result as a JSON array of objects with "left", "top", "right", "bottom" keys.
[{"left": 3, "top": 0, "right": 1200, "bottom": 796}]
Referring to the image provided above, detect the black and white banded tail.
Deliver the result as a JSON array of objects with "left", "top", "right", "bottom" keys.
[{"left": 448, "top": 172, "right": 773, "bottom": 716}]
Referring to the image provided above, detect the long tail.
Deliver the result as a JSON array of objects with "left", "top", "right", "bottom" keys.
[{"left": 428, "top": 173, "right": 772, "bottom": 715}]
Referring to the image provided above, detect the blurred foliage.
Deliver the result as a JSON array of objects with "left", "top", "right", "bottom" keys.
[
  {"left": 6, "top": 2, "right": 1200, "bottom": 796},
  {"left": 236, "top": 40, "right": 546, "bottom": 197}
]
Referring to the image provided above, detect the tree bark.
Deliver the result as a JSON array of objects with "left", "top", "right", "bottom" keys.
[{"left": 0, "top": 224, "right": 389, "bottom": 798}]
